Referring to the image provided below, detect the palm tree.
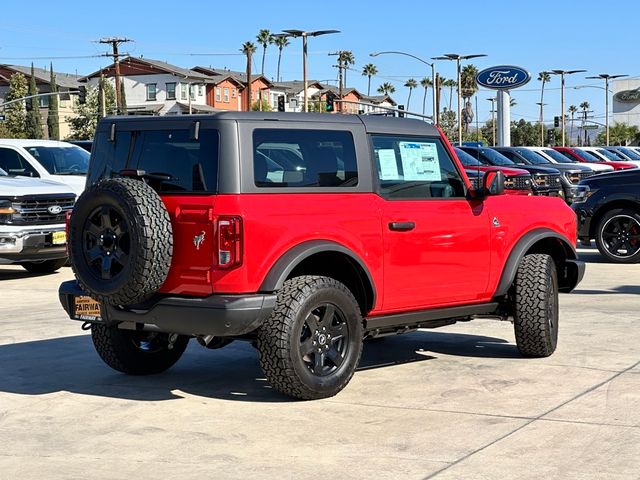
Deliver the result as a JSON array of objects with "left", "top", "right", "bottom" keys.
[
  {"left": 339, "top": 51, "right": 355, "bottom": 86},
  {"left": 256, "top": 29, "right": 273, "bottom": 77},
  {"left": 442, "top": 78, "right": 456, "bottom": 111},
  {"left": 460, "top": 64, "right": 479, "bottom": 133},
  {"left": 404, "top": 78, "right": 417, "bottom": 111},
  {"left": 510, "top": 98, "right": 517, "bottom": 107},
  {"left": 377, "top": 82, "right": 395, "bottom": 95},
  {"left": 568, "top": 105, "right": 578, "bottom": 146},
  {"left": 538, "top": 72, "right": 551, "bottom": 144},
  {"left": 420, "top": 77, "right": 432, "bottom": 115},
  {"left": 362, "top": 63, "right": 378, "bottom": 96},
  {"left": 273, "top": 35, "right": 289, "bottom": 82},
  {"left": 241, "top": 41, "right": 257, "bottom": 111},
  {"left": 580, "top": 101, "right": 590, "bottom": 146}
]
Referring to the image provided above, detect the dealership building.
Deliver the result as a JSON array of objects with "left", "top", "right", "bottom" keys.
[{"left": 612, "top": 78, "right": 640, "bottom": 134}]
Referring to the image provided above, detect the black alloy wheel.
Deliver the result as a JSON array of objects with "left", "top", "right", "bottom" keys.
[
  {"left": 597, "top": 211, "right": 640, "bottom": 263},
  {"left": 83, "top": 205, "right": 130, "bottom": 281},
  {"left": 299, "top": 303, "right": 350, "bottom": 376}
]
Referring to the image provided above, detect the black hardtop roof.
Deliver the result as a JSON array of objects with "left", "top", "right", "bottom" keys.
[{"left": 95, "top": 112, "right": 440, "bottom": 137}]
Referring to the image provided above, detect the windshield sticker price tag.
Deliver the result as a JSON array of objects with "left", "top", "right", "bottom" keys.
[{"left": 399, "top": 142, "right": 441, "bottom": 181}]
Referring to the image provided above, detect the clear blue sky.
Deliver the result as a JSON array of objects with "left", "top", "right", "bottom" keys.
[{"left": 2, "top": 0, "right": 636, "bottom": 125}]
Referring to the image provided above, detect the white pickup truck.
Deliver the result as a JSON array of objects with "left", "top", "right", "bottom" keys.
[{"left": 0, "top": 167, "right": 75, "bottom": 273}]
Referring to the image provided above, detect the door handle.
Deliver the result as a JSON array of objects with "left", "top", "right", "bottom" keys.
[{"left": 388, "top": 221, "right": 415, "bottom": 231}]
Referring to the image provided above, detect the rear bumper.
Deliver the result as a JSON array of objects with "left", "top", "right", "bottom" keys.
[
  {"left": 0, "top": 226, "right": 67, "bottom": 263},
  {"left": 58, "top": 280, "right": 277, "bottom": 337}
]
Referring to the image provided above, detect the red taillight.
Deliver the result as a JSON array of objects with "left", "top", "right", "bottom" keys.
[{"left": 217, "top": 216, "right": 242, "bottom": 269}]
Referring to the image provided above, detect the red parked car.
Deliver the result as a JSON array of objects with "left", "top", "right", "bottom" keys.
[
  {"left": 554, "top": 146, "right": 636, "bottom": 171},
  {"left": 59, "top": 113, "right": 584, "bottom": 400}
]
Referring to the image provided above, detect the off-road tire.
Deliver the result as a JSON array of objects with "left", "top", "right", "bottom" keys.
[
  {"left": 69, "top": 178, "right": 173, "bottom": 305},
  {"left": 513, "top": 254, "right": 558, "bottom": 357},
  {"left": 595, "top": 208, "right": 640, "bottom": 264},
  {"left": 257, "top": 275, "right": 364, "bottom": 400},
  {"left": 21, "top": 258, "right": 67, "bottom": 274},
  {"left": 91, "top": 324, "right": 189, "bottom": 375}
]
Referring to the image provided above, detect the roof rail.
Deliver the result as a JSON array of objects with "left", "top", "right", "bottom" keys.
[{"left": 334, "top": 100, "right": 434, "bottom": 123}]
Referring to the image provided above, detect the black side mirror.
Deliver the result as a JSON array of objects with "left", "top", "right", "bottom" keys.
[{"left": 482, "top": 170, "right": 505, "bottom": 196}]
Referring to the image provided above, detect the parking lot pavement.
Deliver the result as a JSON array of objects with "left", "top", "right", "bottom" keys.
[{"left": 0, "top": 246, "right": 638, "bottom": 480}]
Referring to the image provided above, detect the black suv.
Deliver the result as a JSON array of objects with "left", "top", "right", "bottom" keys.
[{"left": 572, "top": 169, "right": 640, "bottom": 263}]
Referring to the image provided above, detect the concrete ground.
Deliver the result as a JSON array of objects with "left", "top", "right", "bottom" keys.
[{"left": 0, "top": 246, "right": 638, "bottom": 480}]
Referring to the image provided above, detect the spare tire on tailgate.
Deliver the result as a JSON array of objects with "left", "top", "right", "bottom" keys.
[{"left": 69, "top": 178, "right": 173, "bottom": 306}]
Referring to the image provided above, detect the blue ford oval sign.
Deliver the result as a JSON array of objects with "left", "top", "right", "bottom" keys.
[{"left": 476, "top": 65, "right": 531, "bottom": 90}]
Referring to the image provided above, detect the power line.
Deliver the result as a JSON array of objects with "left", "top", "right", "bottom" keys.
[{"left": 96, "top": 37, "right": 132, "bottom": 114}]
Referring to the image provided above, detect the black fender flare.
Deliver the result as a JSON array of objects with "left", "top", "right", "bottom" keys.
[
  {"left": 494, "top": 228, "right": 579, "bottom": 297},
  {"left": 259, "top": 240, "right": 377, "bottom": 306}
]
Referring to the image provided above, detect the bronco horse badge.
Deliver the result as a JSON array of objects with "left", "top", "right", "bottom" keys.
[{"left": 193, "top": 231, "right": 206, "bottom": 250}]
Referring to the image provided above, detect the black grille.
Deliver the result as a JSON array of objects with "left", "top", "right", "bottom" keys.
[
  {"left": 505, "top": 175, "right": 532, "bottom": 190},
  {"left": 532, "top": 174, "right": 561, "bottom": 190},
  {"left": 10, "top": 195, "right": 75, "bottom": 225}
]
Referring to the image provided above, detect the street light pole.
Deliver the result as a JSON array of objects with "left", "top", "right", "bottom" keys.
[
  {"left": 549, "top": 69, "right": 586, "bottom": 146},
  {"left": 586, "top": 73, "right": 628, "bottom": 146},
  {"left": 369, "top": 51, "right": 438, "bottom": 124},
  {"left": 536, "top": 102, "right": 547, "bottom": 146},
  {"left": 279, "top": 29, "right": 340, "bottom": 112},
  {"left": 433, "top": 53, "right": 487, "bottom": 145},
  {"left": 487, "top": 97, "right": 496, "bottom": 146}
]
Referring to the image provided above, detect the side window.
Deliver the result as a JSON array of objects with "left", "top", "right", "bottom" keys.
[
  {"left": 0, "top": 148, "right": 39, "bottom": 177},
  {"left": 371, "top": 135, "right": 465, "bottom": 199},
  {"left": 253, "top": 129, "right": 358, "bottom": 188}
]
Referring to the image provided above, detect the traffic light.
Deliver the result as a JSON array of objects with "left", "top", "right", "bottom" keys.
[
  {"left": 546, "top": 129, "right": 555, "bottom": 146},
  {"left": 398, "top": 105, "right": 405, "bottom": 118},
  {"left": 553, "top": 116, "right": 560, "bottom": 128},
  {"left": 78, "top": 86, "right": 87, "bottom": 105},
  {"left": 326, "top": 97, "right": 334, "bottom": 112},
  {"left": 277, "top": 95, "right": 285, "bottom": 112}
]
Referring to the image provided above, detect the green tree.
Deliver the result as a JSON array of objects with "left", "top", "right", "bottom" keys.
[
  {"left": 580, "top": 101, "right": 590, "bottom": 145},
  {"left": 597, "top": 122, "right": 640, "bottom": 145},
  {"left": 47, "top": 63, "right": 60, "bottom": 140},
  {"left": 480, "top": 118, "right": 495, "bottom": 146},
  {"left": 568, "top": 105, "right": 578, "bottom": 146},
  {"left": 420, "top": 77, "right": 432, "bottom": 115},
  {"left": 256, "top": 29, "right": 273, "bottom": 77},
  {"left": 120, "top": 81, "right": 127, "bottom": 115},
  {"left": 404, "top": 78, "right": 417, "bottom": 111},
  {"left": 241, "top": 41, "right": 257, "bottom": 111},
  {"left": 440, "top": 78, "right": 456, "bottom": 111},
  {"left": 251, "top": 98, "right": 272, "bottom": 111},
  {"left": 273, "top": 35, "right": 289, "bottom": 82},
  {"left": 25, "top": 64, "right": 44, "bottom": 139},
  {"left": 339, "top": 51, "right": 355, "bottom": 85},
  {"left": 376, "top": 82, "right": 395, "bottom": 95},
  {"left": 511, "top": 119, "right": 540, "bottom": 146},
  {"left": 67, "top": 81, "right": 116, "bottom": 140},
  {"left": 538, "top": 71, "right": 550, "bottom": 120},
  {"left": 5, "top": 73, "right": 28, "bottom": 138},
  {"left": 439, "top": 108, "right": 457, "bottom": 141},
  {"left": 362, "top": 63, "right": 378, "bottom": 96},
  {"left": 460, "top": 64, "right": 479, "bottom": 133}
]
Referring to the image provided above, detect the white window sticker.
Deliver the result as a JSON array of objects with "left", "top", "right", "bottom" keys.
[
  {"left": 399, "top": 142, "right": 441, "bottom": 181},
  {"left": 377, "top": 149, "right": 400, "bottom": 180}
]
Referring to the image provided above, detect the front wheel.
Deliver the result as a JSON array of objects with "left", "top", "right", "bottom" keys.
[
  {"left": 595, "top": 208, "right": 640, "bottom": 263},
  {"left": 91, "top": 324, "right": 189, "bottom": 375},
  {"left": 257, "top": 276, "right": 363, "bottom": 400},
  {"left": 513, "top": 254, "right": 558, "bottom": 357},
  {"left": 21, "top": 258, "right": 67, "bottom": 274}
]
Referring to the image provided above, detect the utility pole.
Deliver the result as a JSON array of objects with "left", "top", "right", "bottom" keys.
[
  {"left": 98, "top": 37, "right": 132, "bottom": 115},
  {"left": 329, "top": 51, "right": 347, "bottom": 113}
]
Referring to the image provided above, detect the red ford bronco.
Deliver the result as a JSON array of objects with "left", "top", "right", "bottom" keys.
[{"left": 59, "top": 113, "right": 584, "bottom": 400}]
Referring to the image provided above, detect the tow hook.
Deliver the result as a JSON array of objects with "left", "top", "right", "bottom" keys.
[{"left": 167, "top": 333, "right": 179, "bottom": 350}]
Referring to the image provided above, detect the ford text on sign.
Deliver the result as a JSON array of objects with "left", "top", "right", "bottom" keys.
[{"left": 476, "top": 66, "right": 531, "bottom": 90}]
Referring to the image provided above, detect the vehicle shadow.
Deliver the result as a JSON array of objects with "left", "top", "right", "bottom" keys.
[
  {"left": 577, "top": 248, "right": 608, "bottom": 264},
  {"left": 0, "top": 265, "right": 67, "bottom": 281},
  {"left": 573, "top": 285, "right": 640, "bottom": 295},
  {"left": 0, "top": 330, "right": 516, "bottom": 403}
]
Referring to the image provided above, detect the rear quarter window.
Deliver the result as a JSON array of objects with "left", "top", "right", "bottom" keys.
[{"left": 253, "top": 129, "right": 358, "bottom": 188}]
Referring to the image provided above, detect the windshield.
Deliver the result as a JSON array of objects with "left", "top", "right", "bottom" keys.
[
  {"left": 572, "top": 148, "right": 602, "bottom": 162},
  {"left": 594, "top": 148, "right": 622, "bottom": 161},
  {"left": 515, "top": 149, "right": 549, "bottom": 165},
  {"left": 542, "top": 149, "right": 574, "bottom": 163},
  {"left": 454, "top": 147, "right": 483, "bottom": 166},
  {"left": 479, "top": 148, "right": 515, "bottom": 166},
  {"left": 618, "top": 147, "right": 640, "bottom": 161},
  {"left": 24, "top": 145, "right": 90, "bottom": 175}
]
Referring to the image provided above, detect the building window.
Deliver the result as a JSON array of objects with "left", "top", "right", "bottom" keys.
[
  {"left": 146, "top": 84, "right": 157, "bottom": 101},
  {"left": 39, "top": 96, "right": 50, "bottom": 108},
  {"left": 232, "top": 88, "right": 236, "bottom": 98},
  {"left": 198, "top": 85, "right": 203, "bottom": 96},
  {"left": 189, "top": 85, "right": 196, "bottom": 101},
  {"left": 215, "top": 87, "right": 221, "bottom": 102},
  {"left": 166, "top": 82, "right": 176, "bottom": 100},
  {"left": 223, "top": 88, "right": 229, "bottom": 103},
  {"left": 181, "top": 84, "right": 188, "bottom": 100}
]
